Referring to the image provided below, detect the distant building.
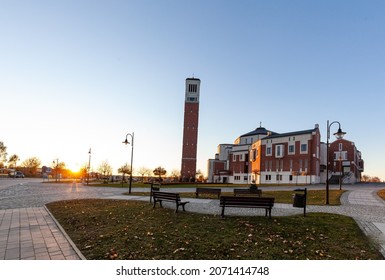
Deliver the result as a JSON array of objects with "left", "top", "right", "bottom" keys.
[
  {"left": 181, "top": 77, "right": 201, "bottom": 181},
  {"left": 327, "top": 139, "right": 364, "bottom": 184},
  {"left": 207, "top": 124, "right": 363, "bottom": 185}
]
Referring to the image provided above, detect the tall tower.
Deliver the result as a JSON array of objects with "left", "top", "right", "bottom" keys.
[{"left": 181, "top": 77, "right": 201, "bottom": 181}]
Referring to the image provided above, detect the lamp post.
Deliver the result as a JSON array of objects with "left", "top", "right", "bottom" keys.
[
  {"left": 325, "top": 120, "right": 346, "bottom": 205},
  {"left": 87, "top": 148, "right": 91, "bottom": 185},
  {"left": 53, "top": 158, "right": 59, "bottom": 182},
  {"left": 122, "top": 132, "right": 134, "bottom": 194}
]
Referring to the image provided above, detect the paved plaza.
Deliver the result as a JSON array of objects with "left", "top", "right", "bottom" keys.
[{"left": 0, "top": 179, "right": 385, "bottom": 259}]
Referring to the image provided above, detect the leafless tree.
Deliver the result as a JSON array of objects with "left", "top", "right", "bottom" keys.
[
  {"left": 8, "top": 154, "right": 19, "bottom": 169},
  {"left": 98, "top": 160, "right": 113, "bottom": 178}
]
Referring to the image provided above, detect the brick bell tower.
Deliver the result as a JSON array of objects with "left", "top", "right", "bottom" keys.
[{"left": 181, "top": 77, "right": 201, "bottom": 181}]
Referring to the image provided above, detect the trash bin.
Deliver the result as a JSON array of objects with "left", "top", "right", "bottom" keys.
[
  {"left": 293, "top": 188, "right": 307, "bottom": 217},
  {"left": 293, "top": 193, "right": 306, "bottom": 207}
]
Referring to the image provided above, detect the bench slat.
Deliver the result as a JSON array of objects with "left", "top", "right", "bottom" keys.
[
  {"left": 152, "top": 191, "right": 189, "bottom": 212},
  {"left": 220, "top": 196, "right": 274, "bottom": 218},
  {"left": 233, "top": 188, "right": 262, "bottom": 197},
  {"left": 195, "top": 187, "right": 221, "bottom": 199}
]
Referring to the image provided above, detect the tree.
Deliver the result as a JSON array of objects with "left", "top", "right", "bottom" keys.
[
  {"left": 361, "top": 175, "right": 382, "bottom": 183},
  {"left": 98, "top": 160, "right": 113, "bottom": 179},
  {"left": 21, "top": 157, "right": 41, "bottom": 177},
  {"left": 196, "top": 169, "right": 204, "bottom": 182},
  {"left": 79, "top": 164, "right": 88, "bottom": 180},
  {"left": 137, "top": 166, "right": 152, "bottom": 182},
  {"left": 362, "top": 175, "right": 370, "bottom": 182},
  {"left": 118, "top": 163, "right": 131, "bottom": 185},
  {"left": 51, "top": 161, "right": 66, "bottom": 181},
  {"left": 8, "top": 154, "right": 19, "bottom": 169},
  {"left": 0, "top": 141, "right": 7, "bottom": 166},
  {"left": 170, "top": 169, "right": 181, "bottom": 181},
  {"left": 153, "top": 166, "right": 167, "bottom": 182}
]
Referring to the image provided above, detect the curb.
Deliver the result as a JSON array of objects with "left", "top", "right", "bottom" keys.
[{"left": 44, "top": 205, "right": 87, "bottom": 260}]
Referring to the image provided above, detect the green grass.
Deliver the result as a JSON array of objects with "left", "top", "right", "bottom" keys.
[{"left": 46, "top": 199, "right": 383, "bottom": 260}]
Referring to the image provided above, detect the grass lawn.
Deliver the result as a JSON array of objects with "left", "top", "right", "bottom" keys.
[
  {"left": 46, "top": 199, "right": 383, "bottom": 260},
  {"left": 126, "top": 189, "right": 344, "bottom": 205}
]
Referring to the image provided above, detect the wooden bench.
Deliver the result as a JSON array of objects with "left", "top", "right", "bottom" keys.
[
  {"left": 220, "top": 196, "right": 274, "bottom": 218},
  {"left": 149, "top": 183, "right": 161, "bottom": 203},
  {"left": 233, "top": 188, "right": 262, "bottom": 197},
  {"left": 152, "top": 191, "right": 189, "bottom": 212},
  {"left": 195, "top": 187, "right": 221, "bottom": 199}
]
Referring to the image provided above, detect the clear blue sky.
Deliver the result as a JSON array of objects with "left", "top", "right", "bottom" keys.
[{"left": 1, "top": 0, "right": 384, "bottom": 180}]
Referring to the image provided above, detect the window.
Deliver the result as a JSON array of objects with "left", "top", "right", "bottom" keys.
[
  {"left": 275, "top": 144, "right": 284, "bottom": 158},
  {"left": 335, "top": 151, "right": 347, "bottom": 160},
  {"left": 188, "top": 84, "right": 198, "bottom": 92},
  {"left": 233, "top": 154, "right": 236, "bottom": 162},
  {"left": 266, "top": 146, "right": 272, "bottom": 156},
  {"left": 265, "top": 175, "right": 271, "bottom": 181},
  {"left": 300, "top": 143, "right": 308, "bottom": 153},
  {"left": 240, "top": 154, "right": 244, "bottom": 161},
  {"left": 276, "top": 174, "right": 282, "bottom": 181},
  {"left": 252, "top": 149, "right": 258, "bottom": 161},
  {"left": 288, "top": 144, "right": 295, "bottom": 154}
]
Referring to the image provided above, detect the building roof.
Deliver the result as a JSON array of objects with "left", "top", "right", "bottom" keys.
[
  {"left": 240, "top": 126, "right": 277, "bottom": 138},
  {"left": 263, "top": 128, "right": 318, "bottom": 140},
  {"left": 186, "top": 77, "right": 200, "bottom": 81}
]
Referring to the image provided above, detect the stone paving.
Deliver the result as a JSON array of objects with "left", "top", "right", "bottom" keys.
[
  {"left": 0, "top": 207, "right": 82, "bottom": 260},
  {"left": 0, "top": 179, "right": 384, "bottom": 259}
]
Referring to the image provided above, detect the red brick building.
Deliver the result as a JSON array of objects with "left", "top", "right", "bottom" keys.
[
  {"left": 181, "top": 78, "right": 200, "bottom": 181},
  {"left": 207, "top": 124, "right": 364, "bottom": 185},
  {"left": 328, "top": 139, "right": 364, "bottom": 184},
  {"left": 250, "top": 125, "right": 321, "bottom": 184}
]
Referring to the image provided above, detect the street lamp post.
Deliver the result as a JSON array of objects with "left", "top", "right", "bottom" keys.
[
  {"left": 87, "top": 148, "right": 91, "bottom": 185},
  {"left": 53, "top": 158, "right": 59, "bottom": 182},
  {"left": 122, "top": 132, "right": 134, "bottom": 194},
  {"left": 326, "top": 120, "right": 346, "bottom": 205}
]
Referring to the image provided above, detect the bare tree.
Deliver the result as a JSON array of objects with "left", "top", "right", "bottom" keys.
[
  {"left": 21, "top": 157, "right": 41, "bottom": 177},
  {"left": 138, "top": 166, "right": 152, "bottom": 182},
  {"left": 51, "top": 161, "right": 67, "bottom": 181},
  {"left": 0, "top": 141, "right": 7, "bottom": 167},
  {"left": 98, "top": 160, "right": 113, "bottom": 181},
  {"left": 8, "top": 154, "right": 19, "bottom": 169},
  {"left": 118, "top": 163, "right": 131, "bottom": 185},
  {"left": 79, "top": 164, "right": 88, "bottom": 180},
  {"left": 170, "top": 169, "right": 180, "bottom": 181}
]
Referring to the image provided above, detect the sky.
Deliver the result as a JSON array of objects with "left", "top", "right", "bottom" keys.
[{"left": 1, "top": 0, "right": 385, "bottom": 180}]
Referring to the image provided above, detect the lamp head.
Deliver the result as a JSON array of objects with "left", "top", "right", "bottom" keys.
[
  {"left": 122, "top": 138, "right": 130, "bottom": 145},
  {"left": 334, "top": 128, "right": 346, "bottom": 139}
]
